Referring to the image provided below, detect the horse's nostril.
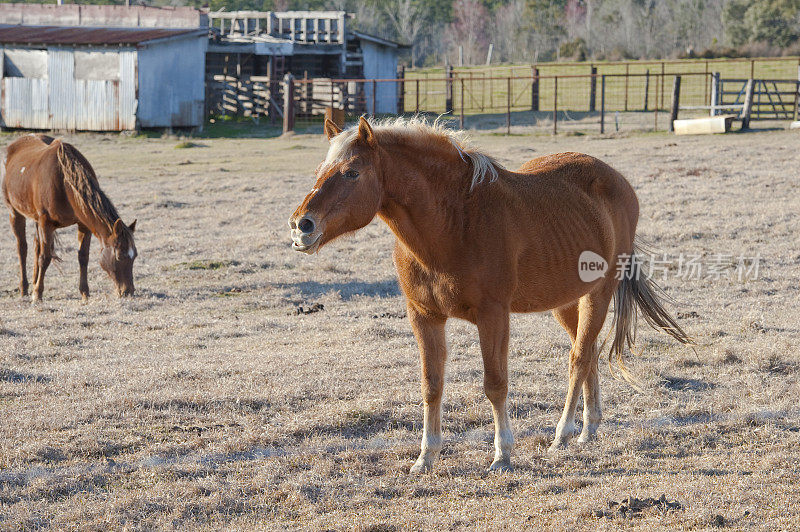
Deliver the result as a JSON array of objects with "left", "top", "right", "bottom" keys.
[{"left": 298, "top": 217, "right": 315, "bottom": 234}]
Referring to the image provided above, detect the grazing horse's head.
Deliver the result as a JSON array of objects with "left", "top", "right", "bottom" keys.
[
  {"left": 100, "top": 219, "right": 137, "bottom": 297},
  {"left": 289, "top": 117, "right": 383, "bottom": 254}
]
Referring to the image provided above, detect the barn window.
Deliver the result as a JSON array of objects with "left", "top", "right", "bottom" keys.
[
  {"left": 73, "top": 51, "right": 119, "bottom": 81},
  {"left": 3, "top": 49, "right": 47, "bottom": 78}
]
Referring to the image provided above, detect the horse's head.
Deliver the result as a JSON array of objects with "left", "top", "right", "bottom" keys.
[
  {"left": 100, "top": 218, "right": 137, "bottom": 297},
  {"left": 289, "top": 117, "right": 383, "bottom": 254}
]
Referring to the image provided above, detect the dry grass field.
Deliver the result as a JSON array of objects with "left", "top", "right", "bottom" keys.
[{"left": 0, "top": 123, "right": 798, "bottom": 530}]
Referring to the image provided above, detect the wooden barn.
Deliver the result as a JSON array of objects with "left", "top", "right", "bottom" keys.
[
  {"left": 206, "top": 11, "right": 408, "bottom": 116},
  {"left": 0, "top": 5, "right": 207, "bottom": 131}
]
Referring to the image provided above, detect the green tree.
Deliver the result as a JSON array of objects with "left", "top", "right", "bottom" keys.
[{"left": 723, "top": 0, "right": 800, "bottom": 47}]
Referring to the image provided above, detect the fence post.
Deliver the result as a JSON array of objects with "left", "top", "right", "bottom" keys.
[
  {"left": 460, "top": 78, "right": 465, "bottom": 129},
  {"left": 553, "top": 76, "right": 558, "bottom": 135},
  {"left": 531, "top": 67, "right": 539, "bottom": 111},
  {"left": 654, "top": 72, "right": 659, "bottom": 130},
  {"left": 795, "top": 65, "right": 800, "bottom": 122},
  {"left": 398, "top": 65, "right": 405, "bottom": 114},
  {"left": 600, "top": 75, "right": 606, "bottom": 134},
  {"left": 669, "top": 75, "right": 681, "bottom": 132},
  {"left": 282, "top": 72, "right": 295, "bottom": 134},
  {"left": 624, "top": 63, "right": 629, "bottom": 111},
  {"left": 660, "top": 61, "right": 665, "bottom": 110},
  {"left": 445, "top": 64, "right": 453, "bottom": 114},
  {"left": 643, "top": 69, "right": 650, "bottom": 111},
  {"left": 710, "top": 72, "right": 720, "bottom": 116},
  {"left": 506, "top": 76, "right": 511, "bottom": 135},
  {"left": 371, "top": 79, "right": 377, "bottom": 116},
  {"left": 415, "top": 78, "right": 420, "bottom": 114},
  {"left": 740, "top": 79, "right": 754, "bottom": 130},
  {"left": 589, "top": 65, "right": 597, "bottom": 112}
]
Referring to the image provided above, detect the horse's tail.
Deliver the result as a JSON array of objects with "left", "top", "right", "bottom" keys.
[
  {"left": 605, "top": 245, "right": 695, "bottom": 384},
  {"left": 55, "top": 140, "right": 118, "bottom": 228}
]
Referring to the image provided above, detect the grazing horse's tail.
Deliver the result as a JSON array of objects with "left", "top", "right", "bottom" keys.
[{"left": 605, "top": 245, "right": 695, "bottom": 384}]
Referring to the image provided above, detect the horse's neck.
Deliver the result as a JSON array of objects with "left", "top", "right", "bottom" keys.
[{"left": 378, "top": 153, "right": 471, "bottom": 269}]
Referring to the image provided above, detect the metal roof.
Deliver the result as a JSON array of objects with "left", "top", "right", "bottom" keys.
[
  {"left": 350, "top": 30, "right": 410, "bottom": 49},
  {"left": 0, "top": 24, "right": 206, "bottom": 46}
]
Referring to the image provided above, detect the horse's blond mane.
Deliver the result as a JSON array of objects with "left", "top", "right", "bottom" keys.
[{"left": 325, "top": 116, "right": 502, "bottom": 190}]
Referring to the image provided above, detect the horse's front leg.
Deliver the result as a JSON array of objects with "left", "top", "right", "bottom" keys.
[
  {"left": 32, "top": 221, "right": 55, "bottom": 302},
  {"left": 77, "top": 225, "right": 91, "bottom": 300},
  {"left": 407, "top": 302, "right": 447, "bottom": 474},
  {"left": 476, "top": 304, "right": 513, "bottom": 472}
]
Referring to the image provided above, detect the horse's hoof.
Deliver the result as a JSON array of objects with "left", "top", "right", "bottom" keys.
[
  {"left": 576, "top": 433, "right": 597, "bottom": 444},
  {"left": 547, "top": 440, "right": 568, "bottom": 454},
  {"left": 488, "top": 459, "right": 513, "bottom": 473},
  {"left": 409, "top": 459, "right": 432, "bottom": 475}
]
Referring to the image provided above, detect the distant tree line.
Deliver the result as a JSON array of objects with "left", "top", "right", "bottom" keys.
[{"left": 9, "top": 0, "right": 800, "bottom": 66}]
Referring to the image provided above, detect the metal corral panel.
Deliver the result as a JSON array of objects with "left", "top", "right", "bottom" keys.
[
  {"left": 2, "top": 77, "right": 48, "bottom": 128},
  {"left": 137, "top": 35, "right": 206, "bottom": 127}
]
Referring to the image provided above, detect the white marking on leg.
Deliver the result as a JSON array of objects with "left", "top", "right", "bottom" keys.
[
  {"left": 490, "top": 400, "right": 513, "bottom": 470},
  {"left": 411, "top": 400, "right": 442, "bottom": 474}
]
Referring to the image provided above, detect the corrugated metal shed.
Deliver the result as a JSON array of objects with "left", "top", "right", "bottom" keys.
[{"left": 0, "top": 25, "right": 207, "bottom": 131}]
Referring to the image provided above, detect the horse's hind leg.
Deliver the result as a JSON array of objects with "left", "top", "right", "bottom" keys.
[
  {"left": 77, "top": 224, "right": 91, "bottom": 300},
  {"left": 9, "top": 211, "right": 28, "bottom": 297},
  {"left": 549, "top": 287, "right": 613, "bottom": 452},
  {"left": 553, "top": 301, "right": 602, "bottom": 444},
  {"left": 32, "top": 220, "right": 55, "bottom": 302}
]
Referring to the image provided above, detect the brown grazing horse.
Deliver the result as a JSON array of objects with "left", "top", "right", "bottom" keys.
[
  {"left": 2, "top": 134, "right": 137, "bottom": 301},
  {"left": 290, "top": 117, "right": 691, "bottom": 473}
]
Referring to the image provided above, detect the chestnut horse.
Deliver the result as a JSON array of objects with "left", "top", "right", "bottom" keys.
[
  {"left": 2, "top": 134, "right": 137, "bottom": 301},
  {"left": 290, "top": 117, "right": 691, "bottom": 473}
]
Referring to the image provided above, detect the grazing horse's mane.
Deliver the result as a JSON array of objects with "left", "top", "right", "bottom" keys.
[
  {"left": 54, "top": 140, "right": 120, "bottom": 232},
  {"left": 325, "top": 116, "right": 503, "bottom": 190}
]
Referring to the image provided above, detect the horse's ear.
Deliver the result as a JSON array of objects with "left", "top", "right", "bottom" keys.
[
  {"left": 324, "top": 118, "right": 342, "bottom": 141},
  {"left": 128, "top": 219, "right": 137, "bottom": 233},
  {"left": 357, "top": 116, "right": 377, "bottom": 148},
  {"left": 112, "top": 219, "right": 123, "bottom": 237}
]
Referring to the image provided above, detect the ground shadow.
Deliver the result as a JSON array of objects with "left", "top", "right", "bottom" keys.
[
  {"left": 276, "top": 279, "right": 401, "bottom": 301},
  {"left": 0, "top": 369, "right": 51, "bottom": 384}
]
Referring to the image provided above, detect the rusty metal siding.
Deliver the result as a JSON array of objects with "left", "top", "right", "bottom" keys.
[
  {"left": 47, "top": 48, "right": 76, "bottom": 130},
  {"left": 137, "top": 35, "right": 206, "bottom": 127},
  {"left": 119, "top": 50, "right": 137, "bottom": 130},
  {"left": 2, "top": 77, "right": 48, "bottom": 128}
]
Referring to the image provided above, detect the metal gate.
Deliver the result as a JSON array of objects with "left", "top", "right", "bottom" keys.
[{"left": 720, "top": 78, "right": 800, "bottom": 120}]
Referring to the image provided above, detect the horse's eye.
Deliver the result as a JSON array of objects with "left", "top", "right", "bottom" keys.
[{"left": 343, "top": 169, "right": 359, "bottom": 180}]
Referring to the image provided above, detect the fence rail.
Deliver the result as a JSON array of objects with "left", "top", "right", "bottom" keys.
[{"left": 206, "top": 61, "right": 800, "bottom": 135}]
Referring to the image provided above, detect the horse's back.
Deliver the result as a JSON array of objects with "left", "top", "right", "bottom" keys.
[
  {"left": 6, "top": 134, "right": 57, "bottom": 162},
  {"left": 3, "top": 134, "right": 67, "bottom": 220},
  {"left": 515, "top": 152, "right": 638, "bottom": 233}
]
